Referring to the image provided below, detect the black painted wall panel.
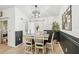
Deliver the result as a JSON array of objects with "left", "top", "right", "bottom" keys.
[
  {"left": 15, "top": 31, "right": 23, "bottom": 46},
  {"left": 60, "top": 31, "right": 79, "bottom": 54}
]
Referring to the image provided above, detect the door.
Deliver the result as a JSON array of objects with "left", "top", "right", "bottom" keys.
[
  {"left": 0, "top": 20, "right": 8, "bottom": 44},
  {"left": 2, "top": 21, "right": 8, "bottom": 44}
]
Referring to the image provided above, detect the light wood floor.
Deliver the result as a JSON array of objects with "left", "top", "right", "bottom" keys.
[
  {"left": 0, "top": 40, "right": 64, "bottom": 54},
  {"left": 53, "top": 40, "right": 64, "bottom": 54}
]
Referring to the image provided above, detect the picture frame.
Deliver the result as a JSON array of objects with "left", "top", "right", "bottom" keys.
[{"left": 62, "top": 5, "right": 72, "bottom": 31}]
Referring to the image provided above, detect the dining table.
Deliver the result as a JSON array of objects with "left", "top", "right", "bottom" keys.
[{"left": 24, "top": 33, "right": 49, "bottom": 40}]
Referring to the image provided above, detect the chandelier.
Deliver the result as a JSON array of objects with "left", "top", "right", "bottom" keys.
[{"left": 32, "top": 5, "right": 40, "bottom": 18}]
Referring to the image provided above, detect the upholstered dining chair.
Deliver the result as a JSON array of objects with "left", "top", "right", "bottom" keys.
[
  {"left": 46, "top": 33, "right": 54, "bottom": 53},
  {"left": 34, "top": 35, "right": 45, "bottom": 54},
  {"left": 24, "top": 34, "right": 33, "bottom": 54}
]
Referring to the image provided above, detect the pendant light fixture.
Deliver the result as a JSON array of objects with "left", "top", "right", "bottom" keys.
[{"left": 32, "top": 5, "right": 40, "bottom": 18}]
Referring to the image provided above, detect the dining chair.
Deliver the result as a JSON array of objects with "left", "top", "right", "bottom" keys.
[
  {"left": 24, "top": 34, "right": 33, "bottom": 54},
  {"left": 34, "top": 35, "right": 45, "bottom": 54},
  {"left": 46, "top": 33, "right": 54, "bottom": 53},
  {"left": 44, "top": 34, "right": 49, "bottom": 53}
]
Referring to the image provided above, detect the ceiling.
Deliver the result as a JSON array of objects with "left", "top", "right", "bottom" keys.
[
  {"left": 0, "top": 5, "right": 62, "bottom": 18},
  {"left": 0, "top": 5, "right": 14, "bottom": 10}
]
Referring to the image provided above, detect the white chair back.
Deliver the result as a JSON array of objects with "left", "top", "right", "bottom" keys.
[
  {"left": 35, "top": 35, "right": 44, "bottom": 44},
  {"left": 25, "top": 34, "right": 33, "bottom": 42}
]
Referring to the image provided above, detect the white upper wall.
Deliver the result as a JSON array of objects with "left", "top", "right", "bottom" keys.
[
  {"left": 43, "top": 16, "right": 58, "bottom": 30},
  {"left": 28, "top": 16, "right": 58, "bottom": 33},
  {"left": 15, "top": 7, "right": 28, "bottom": 31}
]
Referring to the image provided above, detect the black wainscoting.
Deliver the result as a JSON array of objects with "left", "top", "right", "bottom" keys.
[
  {"left": 15, "top": 31, "right": 23, "bottom": 46},
  {"left": 54, "top": 32, "right": 60, "bottom": 41},
  {"left": 60, "top": 31, "right": 79, "bottom": 54}
]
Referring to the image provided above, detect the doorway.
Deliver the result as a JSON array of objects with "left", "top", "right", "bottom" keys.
[{"left": 0, "top": 20, "right": 8, "bottom": 45}]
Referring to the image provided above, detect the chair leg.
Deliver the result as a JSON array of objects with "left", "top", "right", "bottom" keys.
[
  {"left": 35, "top": 46, "right": 36, "bottom": 54},
  {"left": 31, "top": 46, "right": 32, "bottom": 54},
  {"left": 51, "top": 44, "right": 53, "bottom": 53},
  {"left": 52, "top": 42, "right": 54, "bottom": 53},
  {"left": 24, "top": 46, "right": 28, "bottom": 54},
  {"left": 43, "top": 49, "right": 44, "bottom": 54},
  {"left": 44, "top": 45, "right": 46, "bottom": 54},
  {"left": 36, "top": 48, "right": 39, "bottom": 54},
  {"left": 24, "top": 46, "right": 26, "bottom": 54},
  {"left": 43, "top": 47, "right": 44, "bottom": 54}
]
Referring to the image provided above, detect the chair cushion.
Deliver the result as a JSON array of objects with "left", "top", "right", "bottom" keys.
[
  {"left": 36, "top": 44, "right": 43, "bottom": 47},
  {"left": 26, "top": 42, "right": 32, "bottom": 45}
]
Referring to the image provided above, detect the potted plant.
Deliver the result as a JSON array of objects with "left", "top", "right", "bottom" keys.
[{"left": 52, "top": 21, "right": 60, "bottom": 41}]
